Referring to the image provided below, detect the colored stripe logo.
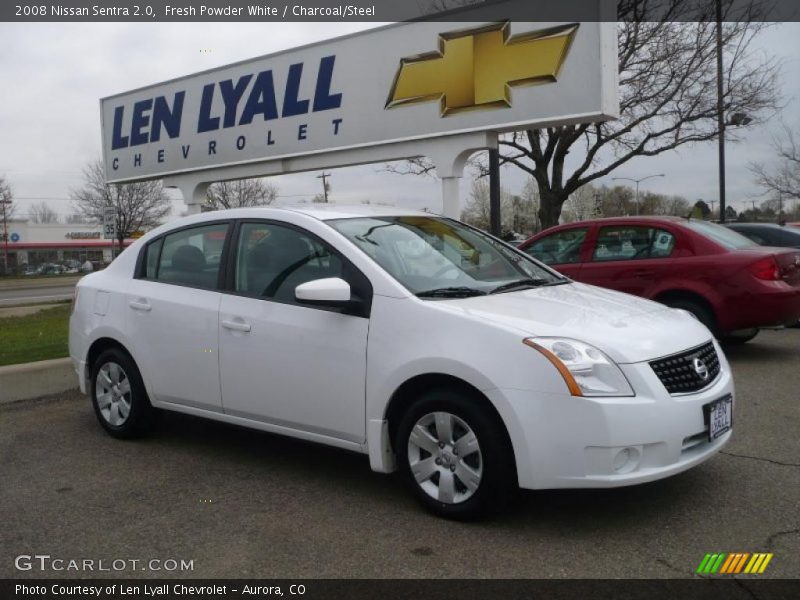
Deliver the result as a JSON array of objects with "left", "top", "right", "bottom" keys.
[{"left": 697, "top": 552, "right": 773, "bottom": 574}]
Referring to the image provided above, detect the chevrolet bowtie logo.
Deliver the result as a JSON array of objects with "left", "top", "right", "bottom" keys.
[{"left": 386, "top": 22, "right": 578, "bottom": 116}]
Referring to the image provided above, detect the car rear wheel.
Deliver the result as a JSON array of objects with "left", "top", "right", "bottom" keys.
[
  {"left": 395, "top": 388, "right": 515, "bottom": 520},
  {"left": 91, "top": 348, "right": 154, "bottom": 439}
]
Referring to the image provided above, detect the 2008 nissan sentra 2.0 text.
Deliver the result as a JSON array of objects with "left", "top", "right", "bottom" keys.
[{"left": 69, "top": 206, "right": 734, "bottom": 519}]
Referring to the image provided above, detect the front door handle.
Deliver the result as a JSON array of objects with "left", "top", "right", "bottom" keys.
[
  {"left": 129, "top": 299, "right": 152, "bottom": 312},
  {"left": 221, "top": 319, "right": 251, "bottom": 333}
]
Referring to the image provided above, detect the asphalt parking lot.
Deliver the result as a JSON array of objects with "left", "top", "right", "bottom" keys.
[{"left": 1, "top": 330, "right": 798, "bottom": 579}]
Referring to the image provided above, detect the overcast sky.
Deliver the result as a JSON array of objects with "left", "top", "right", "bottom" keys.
[{"left": 1, "top": 21, "right": 799, "bottom": 222}]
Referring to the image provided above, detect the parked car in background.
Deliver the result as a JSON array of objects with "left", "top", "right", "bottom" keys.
[
  {"left": 71, "top": 207, "right": 735, "bottom": 518},
  {"left": 725, "top": 223, "right": 800, "bottom": 249},
  {"left": 37, "top": 263, "right": 65, "bottom": 275},
  {"left": 519, "top": 217, "right": 800, "bottom": 343}
]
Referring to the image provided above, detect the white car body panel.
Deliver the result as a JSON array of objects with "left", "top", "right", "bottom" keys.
[
  {"left": 218, "top": 293, "right": 368, "bottom": 442},
  {"left": 69, "top": 206, "right": 734, "bottom": 493},
  {"left": 126, "top": 278, "right": 223, "bottom": 411}
]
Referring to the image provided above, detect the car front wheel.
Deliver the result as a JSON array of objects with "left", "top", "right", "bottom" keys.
[
  {"left": 395, "top": 388, "right": 515, "bottom": 520},
  {"left": 91, "top": 348, "right": 154, "bottom": 439}
]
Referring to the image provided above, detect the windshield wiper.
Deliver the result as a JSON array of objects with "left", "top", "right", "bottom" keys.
[
  {"left": 489, "top": 278, "right": 567, "bottom": 294},
  {"left": 416, "top": 286, "right": 487, "bottom": 298}
]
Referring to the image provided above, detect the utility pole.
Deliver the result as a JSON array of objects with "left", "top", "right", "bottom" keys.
[
  {"left": 317, "top": 172, "right": 331, "bottom": 203},
  {"left": 708, "top": 199, "right": 717, "bottom": 219},
  {"left": 1, "top": 197, "right": 11, "bottom": 274}
]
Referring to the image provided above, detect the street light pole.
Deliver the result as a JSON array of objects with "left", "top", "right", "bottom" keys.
[
  {"left": 611, "top": 174, "right": 665, "bottom": 216},
  {"left": 716, "top": 0, "right": 728, "bottom": 223}
]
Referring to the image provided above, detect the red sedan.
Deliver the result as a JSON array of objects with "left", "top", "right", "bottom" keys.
[{"left": 518, "top": 217, "right": 800, "bottom": 343}]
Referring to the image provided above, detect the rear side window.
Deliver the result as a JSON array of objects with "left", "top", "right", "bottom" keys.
[
  {"left": 143, "top": 238, "right": 162, "bottom": 279},
  {"left": 682, "top": 220, "right": 756, "bottom": 249},
  {"left": 593, "top": 226, "right": 675, "bottom": 262},
  {"left": 154, "top": 223, "right": 229, "bottom": 289},
  {"left": 524, "top": 228, "right": 588, "bottom": 265}
]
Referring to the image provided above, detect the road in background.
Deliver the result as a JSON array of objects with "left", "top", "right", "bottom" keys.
[
  {"left": 1, "top": 330, "right": 798, "bottom": 579},
  {"left": 0, "top": 286, "right": 75, "bottom": 306},
  {"left": 0, "top": 276, "right": 80, "bottom": 306}
]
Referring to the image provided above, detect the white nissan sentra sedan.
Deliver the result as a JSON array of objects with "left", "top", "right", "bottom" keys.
[{"left": 69, "top": 206, "right": 733, "bottom": 518}]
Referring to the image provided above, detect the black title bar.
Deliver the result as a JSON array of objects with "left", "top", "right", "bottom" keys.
[
  {"left": 3, "top": 579, "right": 800, "bottom": 600},
  {"left": 3, "top": 0, "right": 800, "bottom": 22}
]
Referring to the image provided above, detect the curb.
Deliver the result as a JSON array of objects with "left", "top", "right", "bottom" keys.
[{"left": 0, "top": 358, "right": 78, "bottom": 404}]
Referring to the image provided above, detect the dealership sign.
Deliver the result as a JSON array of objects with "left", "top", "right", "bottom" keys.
[{"left": 101, "top": 17, "right": 617, "bottom": 183}]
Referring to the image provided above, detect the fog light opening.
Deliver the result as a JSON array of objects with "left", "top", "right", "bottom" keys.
[{"left": 613, "top": 447, "right": 640, "bottom": 474}]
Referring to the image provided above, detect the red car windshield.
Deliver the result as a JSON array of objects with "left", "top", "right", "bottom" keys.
[{"left": 682, "top": 220, "right": 757, "bottom": 250}]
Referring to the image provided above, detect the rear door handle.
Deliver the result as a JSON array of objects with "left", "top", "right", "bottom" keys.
[
  {"left": 633, "top": 269, "right": 656, "bottom": 278},
  {"left": 221, "top": 319, "right": 251, "bottom": 333},
  {"left": 129, "top": 299, "right": 152, "bottom": 312}
]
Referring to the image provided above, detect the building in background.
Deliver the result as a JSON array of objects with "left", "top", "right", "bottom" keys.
[{"left": 1, "top": 219, "right": 134, "bottom": 271}]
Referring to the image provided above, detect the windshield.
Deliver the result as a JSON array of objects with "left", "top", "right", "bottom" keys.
[
  {"left": 682, "top": 220, "right": 758, "bottom": 250},
  {"left": 328, "top": 216, "right": 565, "bottom": 296}
]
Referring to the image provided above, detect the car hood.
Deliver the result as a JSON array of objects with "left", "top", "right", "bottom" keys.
[{"left": 434, "top": 282, "right": 713, "bottom": 363}]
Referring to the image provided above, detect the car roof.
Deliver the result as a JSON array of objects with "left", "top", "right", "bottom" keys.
[
  {"left": 210, "top": 204, "right": 433, "bottom": 222},
  {"left": 557, "top": 216, "right": 689, "bottom": 225}
]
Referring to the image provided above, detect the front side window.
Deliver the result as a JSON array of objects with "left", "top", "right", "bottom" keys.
[
  {"left": 593, "top": 226, "right": 675, "bottom": 262},
  {"left": 234, "top": 222, "right": 344, "bottom": 302},
  {"left": 154, "top": 223, "right": 228, "bottom": 289},
  {"left": 525, "top": 228, "right": 588, "bottom": 265},
  {"left": 328, "top": 216, "right": 564, "bottom": 296}
]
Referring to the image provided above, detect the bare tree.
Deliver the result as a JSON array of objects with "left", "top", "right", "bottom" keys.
[
  {"left": 71, "top": 160, "right": 171, "bottom": 247},
  {"left": 1, "top": 176, "right": 16, "bottom": 273},
  {"left": 205, "top": 178, "right": 278, "bottom": 210},
  {"left": 461, "top": 178, "right": 537, "bottom": 235},
  {"left": 561, "top": 184, "right": 598, "bottom": 223},
  {"left": 65, "top": 212, "right": 91, "bottom": 224},
  {"left": 388, "top": 1, "right": 780, "bottom": 228},
  {"left": 0, "top": 176, "right": 15, "bottom": 221},
  {"left": 417, "top": 0, "right": 481, "bottom": 13},
  {"left": 750, "top": 123, "right": 800, "bottom": 199},
  {"left": 29, "top": 201, "right": 60, "bottom": 224}
]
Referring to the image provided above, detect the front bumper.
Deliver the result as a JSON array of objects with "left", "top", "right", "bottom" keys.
[
  {"left": 71, "top": 356, "right": 88, "bottom": 395},
  {"left": 487, "top": 343, "right": 734, "bottom": 490}
]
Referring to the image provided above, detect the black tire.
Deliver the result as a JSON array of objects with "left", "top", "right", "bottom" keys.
[
  {"left": 662, "top": 298, "right": 717, "bottom": 334},
  {"left": 395, "top": 388, "right": 515, "bottom": 520},
  {"left": 720, "top": 329, "right": 760, "bottom": 345},
  {"left": 90, "top": 348, "right": 155, "bottom": 439}
]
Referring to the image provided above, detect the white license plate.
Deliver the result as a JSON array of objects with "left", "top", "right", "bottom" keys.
[{"left": 707, "top": 395, "right": 733, "bottom": 441}]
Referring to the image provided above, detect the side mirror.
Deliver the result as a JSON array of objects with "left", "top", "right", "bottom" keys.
[{"left": 295, "top": 277, "right": 353, "bottom": 306}]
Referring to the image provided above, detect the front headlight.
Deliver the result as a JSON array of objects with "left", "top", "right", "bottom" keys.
[{"left": 523, "top": 337, "right": 634, "bottom": 397}]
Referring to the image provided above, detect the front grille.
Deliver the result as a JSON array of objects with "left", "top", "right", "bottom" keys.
[{"left": 650, "top": 342, "right": 720, "bottom": 394}]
